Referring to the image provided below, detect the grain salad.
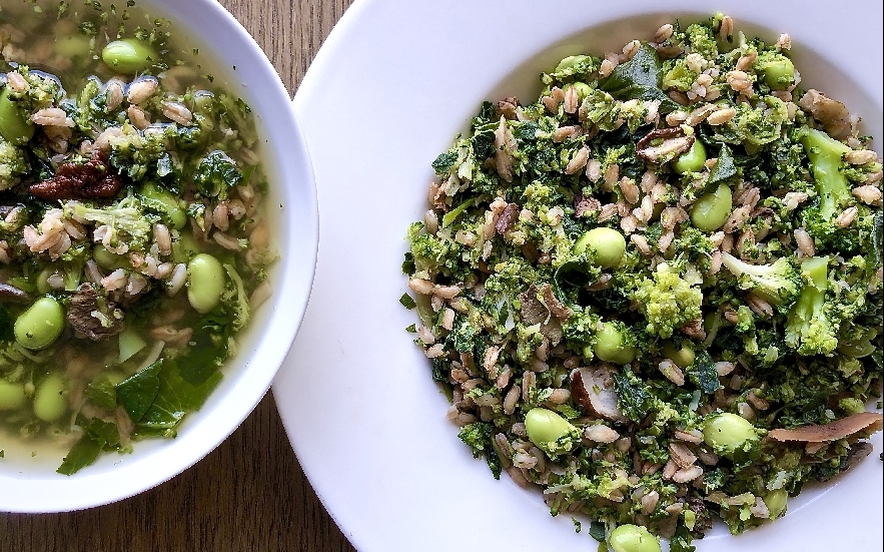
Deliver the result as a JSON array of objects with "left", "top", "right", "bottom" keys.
[
  {"left": 0, "top": 1, "right": 275, "bottom": 474},
  {"left": 401, "top": 13, "right": 883, "bottom": 551}
]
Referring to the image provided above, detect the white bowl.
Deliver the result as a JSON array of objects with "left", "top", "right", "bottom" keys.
[
  {"left": 0, "top": 0, "right": 318, "bottom": 512},
  {"left": 275, "top": 0, "right": 882, "bottom": 551}
]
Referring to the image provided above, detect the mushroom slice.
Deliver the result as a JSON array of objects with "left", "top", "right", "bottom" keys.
[
  {"left": 570, "top": 366, "right": 627, "bottom": 423},
  {"left": 0, "top": 283, "right": 29, "bottom": 303},
  {"left": 767, "top": 411, "right": 883, "bottom": 443},
  {"left": 797, "top": 89, "right": 852, "bottom": 140},
  {"left": 635, "top": 127, "right": 695, "bottom": 164}
]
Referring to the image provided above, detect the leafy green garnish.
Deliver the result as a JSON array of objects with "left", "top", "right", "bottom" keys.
[
  {"left": 600, "top": 43, "right": 680, "bottom": 114},
  {"left": 115, "top": 362, "right": 162, "bottom": 422}
]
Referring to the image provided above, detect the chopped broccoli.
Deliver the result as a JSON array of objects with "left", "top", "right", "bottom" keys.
[
  {"left": 193, "top": 150, "right": 243, "bottom": 198},
  {"left": 0, "top": 139, "right": 30, "bottom": 190},
  {"left": 712, "top": 96, "right": 789, "bottom": 150},
  {"left": 719, "top": 252, "right": 801, "bottom": 310},
  {"left": 785, "top": 256, "right": 838, "bottom": 356},
  {"left": 684, "top": 22, "right": 719, "bottom": 60}
]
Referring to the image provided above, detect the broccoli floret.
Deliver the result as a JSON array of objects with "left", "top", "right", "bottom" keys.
[
  {"left": 754, "top": 51, "right": 796, "bottom": 90},
  {"left": 799, "top": 128, "right": 852, "bottom": 222},
  {"left": 785, "top": 256, "right": 838, "bottom": 356},
  {"left": 193, "top": 150, "right": 243, "bottom": 198},
  {"left": 662, "top": 58, "right": 699, "bottom": 93},
  {"left": 581, "top": 89, "right": 621, "bottom": 132},
  {"left": 684, "top": 22, "right": 719, "bottom": 60},
  {"left": 66, "top": 197, "right": 154, "bottom": 253},
  {"left": 711, "top": 96, "right": 789, "bottom": 150},
  {"left": 632, "top": 261, "right": 703, "bottom": 338},
  {"left": 545, "top": 54, "right": 600, "bottom": 84},
  {"left": 719, "top": 252, "right": 801, "bottom": 310},
  {"left": 0, "top": 139, "right": 29, "bottom": 190}
]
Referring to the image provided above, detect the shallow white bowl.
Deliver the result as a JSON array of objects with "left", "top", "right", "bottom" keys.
[
  {"left": 276, "top": 0, "right": 882, "bottom": 550},
  {"left": 0, "top": 0, "right": 318, "bottom": 512}
]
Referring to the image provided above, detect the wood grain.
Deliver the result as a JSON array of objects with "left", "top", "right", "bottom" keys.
[{"left": 0, "top": 1, "right": 357, "bottom": 550}]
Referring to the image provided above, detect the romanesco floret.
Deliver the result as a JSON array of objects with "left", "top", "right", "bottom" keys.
[
  {"left": 720, "top": 252, "right": 801, "bottom": 310},
  {"left": 632, "top": 262, "right": 703, "bottom": 338}
]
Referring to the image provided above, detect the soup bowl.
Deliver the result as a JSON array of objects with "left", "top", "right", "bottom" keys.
[{"left": 0, "top": 0, "right": 317, "bottom": 512}]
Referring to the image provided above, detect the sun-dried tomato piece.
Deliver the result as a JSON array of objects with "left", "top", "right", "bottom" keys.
[{"left": 29, "top": 151, "right": 123, "bottom": 200}]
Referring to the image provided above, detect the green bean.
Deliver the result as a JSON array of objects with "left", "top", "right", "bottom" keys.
[
  {"left": 574, "top": 227, "right": 626, "bottom": 269},
  {"left": 101, "top": 39, "right": 157, "bottom": 74},
  {"left": 702, "top": 412, "right": 759, "bottom": 452},
  {"left": 609, "top": 524, "right": 662, "bottom": 552},
  {"left": 33, "top": 372, "right": 67, "bottom": 422},
  {"left": 187, "top": 253, "right": 226, "bottom": 314},
  {"left": 672, "top": 140, "right": 707, "bottom": 174},
  {"left": 593, "top": 321, "right": 636, "bottom": 364},
  {"left": 14, "top": 296, "right": 65, "bottom": 350},
  {"left": 0, "top": 87, "right": 35, "bottom": 145},
  {"left": 0, "top": 380, "right": 27, "bottom": 411},
  {"left": 524, "top": 407, "right": 578, "bottom": 453},
  {"left": 690, "top": 184, "right": 732, "bottom": 232}
]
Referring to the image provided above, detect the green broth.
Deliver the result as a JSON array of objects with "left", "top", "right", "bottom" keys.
[{"left": 0, "top": 0, "right": 275, "bottom": 474}]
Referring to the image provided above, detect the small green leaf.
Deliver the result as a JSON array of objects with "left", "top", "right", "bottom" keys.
[
  {"left": 57, "top": 435, "right": 102, "bottom": 475},
  {"left": 687, "top": 350, "right": 721, "bottom": 394},
  {"left": 600, "top": 43, "right": 680, "bottom": 114},
  {"left": 85, "top": 375, "right": 118, "bottom": 410},
  {"left": 116, "top": 362, "right": 162, "bottom": 422},
  {"left": 708, "top": 144, "right": 738, "bottom": 186}
]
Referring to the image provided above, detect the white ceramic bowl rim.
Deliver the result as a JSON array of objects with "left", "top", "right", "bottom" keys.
[{"left": 0, "top": 0, "right": 318, "bottom": 513}]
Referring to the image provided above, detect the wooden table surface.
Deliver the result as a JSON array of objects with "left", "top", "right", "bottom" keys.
[{"left": 0, "top": 1, "right": 357, "bottom": 550}]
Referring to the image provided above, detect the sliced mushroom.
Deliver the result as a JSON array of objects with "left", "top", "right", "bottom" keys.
[
  {"left": 67, "top": 283, "right": 126, "bottom": 341},
  {"left": 797, "top": 89, "right": 852, "bottom": 140},
  {"left": 494, "top": 115, "right": 518, "bottom": 182},
  {"left": 0, "top": 283, "right": 29, "bottom": 303},
  {"left": 570, "top": 366, "right": 628, "bottom": 423},
  {"left": 635, "top": 127, "right": 695, "bottom": 164},
  {"left": 767, "top": 411, "right": 883, "bottom": 443},
  {"left": 519, "top": 283, "right": 570, "bottom": 345}
]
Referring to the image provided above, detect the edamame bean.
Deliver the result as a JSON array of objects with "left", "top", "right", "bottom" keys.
[
  {"left": 187, "top": 253, "right": 226, "bottom": 314},
  {"left": 0, "top": 87, "right": 35, "bottom": 145},
  {"left": 702, "top": 412, "right": 759, "bottom": 452},
  {"left": 764, "top": 489, "right": 788, "bottom": 518},
  {"left": 33, "top": 372, "right": 68, "bottom": 422},
  {"left": 101, "top": 39, "right": 157, "bottom": 74},
  {"left": 593, "top": 321, "right": 636, "bottom": 364},
  {"left": 575, "top": 227, "right": 626, "bottom": 269},
  {"left": 672, "top": 140, "right": 707, "bottom": 174},
  {"left": 690, "top": 184, "right": 732, "bottom": 232},
  {"left": 93, "top": 244, "right": 129, "bottom": 270},
  {"left": 140, "top": 183, "right": 187, "bottom": 229},
  {"left": 761, "top": 57, "right": 795, "bottom": 90},
  {"left": 524, "top": 407, "right": 578, "bottom": 454},
  {"left": 14, "top": 296, "right": 65, "bottom": 350},
  {"left": 0, "top": 380, "right": 26, "bottom": 411},
  {"left": 609, "top": 524, "right": 662, "bottom": 552},
  {"left": 662, "top": 342, "right": 695, "bottom": 368},
  {"left": 54, "top": 34, "right": 92, "bottom": 59}
]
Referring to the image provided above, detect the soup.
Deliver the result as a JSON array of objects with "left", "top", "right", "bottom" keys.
[{"left": 0, "top": 0, "right": 274, "bottom": 474}]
